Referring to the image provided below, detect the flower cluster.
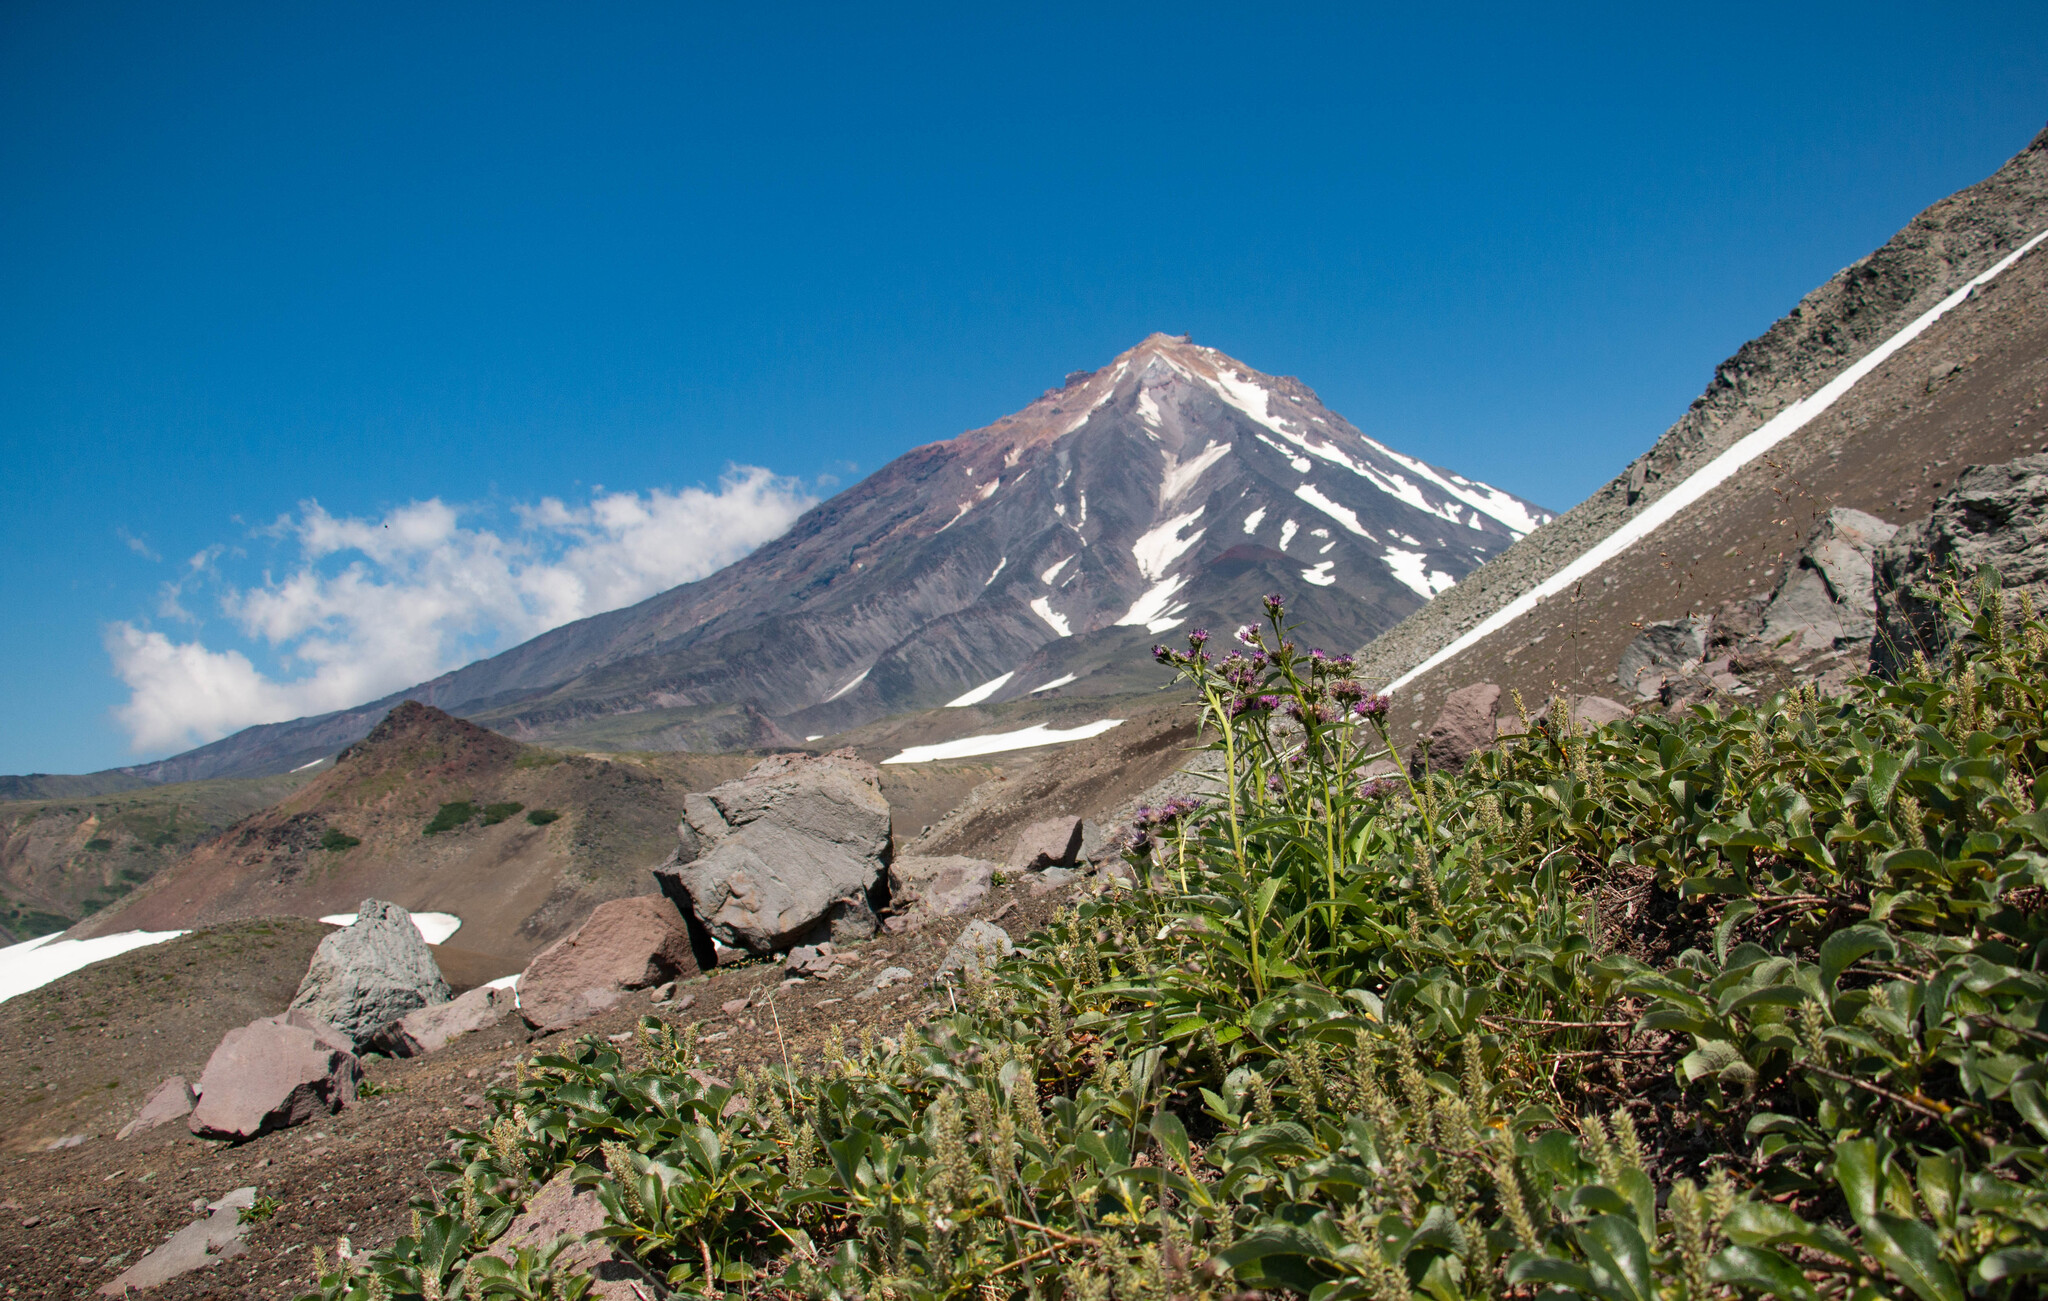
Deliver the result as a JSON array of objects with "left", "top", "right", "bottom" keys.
[{"left": 1125, "top": 794, "right": 1205, "bottom": 854}]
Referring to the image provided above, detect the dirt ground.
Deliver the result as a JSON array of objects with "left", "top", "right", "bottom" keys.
[{"left": 0, "top": 871, "right": 1096, "bottom": 1299}]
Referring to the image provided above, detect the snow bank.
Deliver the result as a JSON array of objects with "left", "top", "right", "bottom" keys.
[
  {"left": 945, "top": 672, "right": 1016, "bottom": 708},
  {"left": 1388, "top": 223, "right": 2048, "bottom": 694},
  {"left": 1030, "top": 673, "right": 1078, "bottom": 693},
  {"left": 882, "top": 719, "right": 1124, "bottom": 764},
  {"left": 320, "top": 911, "right": 463, "bottom": 946},
  {"left": 0, "top": 929, "right": 190, "bottom": 1007}
]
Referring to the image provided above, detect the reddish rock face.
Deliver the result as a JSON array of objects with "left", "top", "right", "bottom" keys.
[
  {"left": 187, "top": 1019, "right": 361, "bottom": 1141},
  {"left": 369, "top": 983, "right": 512, "bottom": 1057},
  {"left": 517, "top": 895, "right": 696, "bottom": 1033},
  {"left": 1419, "top": 682, "right": 1502, "bottom": 772},
  {"left": 487, "top": 1172, "right": 665, "bottom": 1298},
  {"left": 116, "top": 1075, "right": 196, "bottom": 1141},
  {"left": 1008, "top": 817, "right": 1084, "bottom": 870}
]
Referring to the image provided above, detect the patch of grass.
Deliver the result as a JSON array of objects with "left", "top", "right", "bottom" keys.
[
  {"left": 82, "top": 838, "right": 113, "bottom": 851},
  {"left": 239, "top": 1194, "right": 283, "bottom": 1224},
  {"left": 318, "top": 828, "right": 361, "bottom": 852},
  {"left": 422, "top": 801, "right": 477, "bottom": 836},
  {"left": 477, "top": 801, "right": 525, "bottom": 826},
  {"left": 525, "top": 808, "right": 560, "bottom": 826}
]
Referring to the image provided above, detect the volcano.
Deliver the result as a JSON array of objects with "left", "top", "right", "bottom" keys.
[{"left": 112, "top": 335, "right": 1548, "bottom": 780}]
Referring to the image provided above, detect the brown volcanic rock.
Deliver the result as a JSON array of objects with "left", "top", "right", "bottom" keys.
[
  {"left": 115, "top": 1075, "right": 195, "bottom": 1140},
  {"left": 187, "top": 1017, "right": 361, "bottom": 1141},
  {"left": 369, "top": 983, "right": 513, "bottom": 1057},
  {"left": 1417, "top": 683, "right": 1501, "bottom": 772},
  {"left": 1008, "top": 817, "right": 1084, "bottom": 870},
  {"left": 517, "top": 895, "right": 698, "bottom": 1032}
]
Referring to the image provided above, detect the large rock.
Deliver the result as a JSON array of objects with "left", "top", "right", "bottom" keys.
[
  {"left": 1009, "top": 817, "right": 1084, "bottom": 870},
  {"left": 488, "top": 1172, "right": 667, "bottom": 1299},
  {"left": 1618, "top": 617, "right": 1709, "bottom": 700},
  {"left": 654, "top": 750, "right": 891, "bottom": 955},
  {"left": 1875, "top": 453, "right": 2048, "bottom": 675},
  {"left": 289, "top": 899, "right": 452, "bottom": 1048},
  {"left": 1416, "top": 682, "right": 1500, "bottom": 771},
  {"left": 519, "top": 895, "right": 697, "bottom": 1033},
  {"left": 891, "top": 855, "right": 996, "bottom": 916},
  {"left": 188, "top": 1018, "right": 360, "bottom": 1141},
  {"left": 1762, "top": 507, "right": 1899, "bottom": 655},
  {"left": 98, "top": 1187, "right": 255, "bottom": 1295},
  {"left": 368, "top": 984, "right": 513, "bottom": 1057},
  {"left": 935, "top": 920, "right": 1014, "bottom": 984},
  {"left": 116, "top": 1075, "right": 195, "bottom": 1141}
]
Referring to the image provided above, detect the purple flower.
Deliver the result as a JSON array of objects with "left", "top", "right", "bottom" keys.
[
  {"left": 1330, "top": 679, "right": 1365, "bottom": 704},
  {"left": 1258, "top": 694, "right": 1283, "bottom": 712},
  {"left": 1265, "top": 774, "right": 1284, "bottom": 794},
  {"left": 1282, "top": 699, "right": 1307, "bottom": 722},
  {"left": 1356, "top": 778, "right": 1398, "bottom": 800},
  {"left": 1152, "top": 644, "right": 1173, "bottom": 664},
  {"left": 1262, "top": 594, "right": 1286, "bottom": 617},
  {"left": 1352, "top": 694, "right": 1391, "bottom": 720},
  {"left": 1188, "top": 629, "right": 1210, "bottom": 647},
  {"left": 1235, "top": 624, "right": 1260, "bottom": 646}
]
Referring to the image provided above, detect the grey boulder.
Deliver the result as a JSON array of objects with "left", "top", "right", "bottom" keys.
[
  {"left": 655, "top": 750, "right": 891, "bottom": 954},
  {"left": 1875, "top": 453, "right": 2048, "bottom": 674},
  {"left": 1618, "top": 617, "right": 1709, "bottom": 700},
  {"left": 1762, "top": 507, "right": 1898, "bottom": 655},
  {"left": 891, "top": 854, "right": 996, "bottom": 916},
  {"left": 289, "top": 899, "right": 452, "bottom": 1048},
  {"left": 935, "top": 920, "right": 1014, "bottom": 984},
  {"left": 368, "top": 983, "right": 513, "bottom": 1057},
  {"left": 1416, "top": 682, "right": 1500, "bottom": 771},
  {"left": 1009, "top": 817, "right": 1084, "bottom": 870},
  {"left": 188, "top": 1017, "right": 360, "bottom": 1141}
]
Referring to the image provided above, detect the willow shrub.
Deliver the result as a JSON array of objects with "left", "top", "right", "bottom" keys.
[{"left": 304, "top": 577, "right": 2048, "bottom": 1301}]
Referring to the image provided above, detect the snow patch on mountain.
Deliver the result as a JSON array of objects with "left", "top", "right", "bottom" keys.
[
  {"left": 1116, "top": 574, "right": 1191, "bottom": 634},
  {"left": 882, "top": 718, "right": 1124, "bottom": 764},
  {"left": 1030, "top": 597, "right": 1072, "bottom": 636},
  {"left": 1039, "top": 555, "right": 1074, "bottom": 585},
  {"left": 1161, "top": 441, "right": 1231, "bottom": 503},
  {"left": 1301, "top": 561, "right": 1336, "bottom": 587},
  {"left": 1132, "top": 508, "right": 1205, "bottom": 580},
  {"left": 1243, "top": 506, "right": 1267, "bottom": 534},
  {"left": 1382, "top": 549, "right": 1457, "bottom": 599},
  {"left": 946, "top": 672, "right": 1016, "bottom": 708},
  {"left": 826, "top": 667, "right": 871, "bottom": 702}
]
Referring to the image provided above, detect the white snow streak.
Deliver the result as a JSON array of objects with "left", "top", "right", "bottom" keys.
[
  {"left": 1030, "top": 673, "right": 1078, "bottom": 693},
  {"left": 1160, "top": 441, "right": 1231, "bottom": 503},
  {"left": 1279, "top": 520, "right": 1298, "bottom": 551},
  {"left": 292, "top": 757, "right": 326, "bottom": 772},
  {"left": 882, "top": 718, "right": 1124, "bottom": 764},
  {"left": 1300, "top": 561, "right": 1336, "bottom": 587},
  {"left": 1131, "top": 508, "right": 1204, "bottom": 580},
  {"left": 1242, "top": 506, "right": 1267, "bottom": 534},
  {"left": 320, "top": 912, "right": 463, "bottom": 946},
  {"left": 986, "top": 557, "right": 1007, "bottom": 586},
  {"left": 1381, "top": 549, "right": 1457, "bottom": 599},
  {"left": 1039, "top": 555, "right": 1074, "bottom": 585},
  {"left": 826, "top": 667, "right": 871, "bottom": 701},
  {"left": 946, "top": 672, "right": 1016, "bottom": 708},
  {"left": 1135, "top": 390, "right": 1163, "bottom": 426},
  {"left": 1115, "top": 574, "right": 1191, "bottom": 634},
  {"left": 1388, "top": 224, "right": 2048, "bottom": 694},
  {"left": 0, "top": 929, "right": 190, "bottom": 1007},
  {"left": 1030, "top": 597, "right": 1072, "bottom": 637}
]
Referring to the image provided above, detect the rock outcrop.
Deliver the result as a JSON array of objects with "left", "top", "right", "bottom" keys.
[
  {"left": 1762, "top": 508, "right": 1898, "bottom": 654},
  {"left": 518, "top": 895, "right": 696, "bottom": 1033},
  {"left": 936, "top": 920, "right": 1014, "bottom": 984},
  {"left": 116, "top": 1075, "right": 196, "bottom": 1140},
  {"left": 890, "top": 855, "right": 996, "bottom": 917},
  {"left": 1875, "top": 453, "right": 2048, "bottom": 674},
  {"left": 97, "top": 1187, "right": 255, "bottom": 1295},
  {"left": 1416, "top": 682, "right": 1501, "bottom": 771},
  {"left": 187, "top": 1017, "right": 361, "bottom": 1141},
  {"left": 289, "top": 900, "right": 452, "bottom": 1048},
  {"left": 1619, "top": 618, "right": 1710, "bottom": 701},
  {"left": 654, "top": 751, "right": 891, "bottom": 955},
  {"left": 368, "top": 983, "right": 513, "bottom": 1057},
  {"left": 487, "top": 1171, "right": 667, "bottom": 1299},
  {"left": 1009, "top": 817, "right": 1084, "bottom": 870}
]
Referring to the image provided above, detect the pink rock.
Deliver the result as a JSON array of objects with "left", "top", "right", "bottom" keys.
[
  {"left": 1009, "top": 817, "right": 1084, "bottom": 870},
  {"left": 518, "top": 896, "right": 697, "bottom": 1033},
  {"left": 371, "top": 984, "right": 512, "bottom": 1057},
  {"left": 187, "top": 1018, "right": 361, "bottom": 1141},
  {"left": 116, "top": 1076, "right": 195, "bottom": 1141},
  {"left": 1417, "top": 683, "right": 1501, "bottom": 771},
  {"left": 488, "top": 1172, "right": 666, "bottom": 1298}
]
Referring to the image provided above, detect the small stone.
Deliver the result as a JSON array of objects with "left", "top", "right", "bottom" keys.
[
  {"left": 461, "top": 1094, "right": 484, "bottom": 1109},
  {"left": 872, "top": 966, "right": 913, "bottom": 989},
  {"left": 672, "top": 993, "right": 696, "bottom": 1011},
  {"left": 649, "top": 980, "right": 677, "bottom": 1003},
  {"left": 117, "top": 1076, "right": 196, "bottom": 1141},
  {"left": 720, "top": 997, "right": 750, "bottom": 1015},
  {"left": 1009, "top": 817, "right": 1084, "bottom": 870}
]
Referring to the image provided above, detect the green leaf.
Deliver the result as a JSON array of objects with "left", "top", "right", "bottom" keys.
[
  {"left": 1572, "top": 1213, "right": 1656, "bottom": 1301},
  {"left": 1716, "top": 900, "right": 1759, "bottom": 963},
  {"left": 1833, "top": 1137, "right": 1880, "bottom": 1224},
  {"left": 2009, "top": 1078, "right": 2048, "bottom": 1142},
  {"left": 1860, "top": 1213, "right": 1963, "bottom": 1301},
  {"left": 1819, "top": 924, "right": 1897, "bottom": 993},
  {"left": 1978, "top": 1248, "right": 2048, "bottom": 1282},
  {"left": 1710, "top": 1245, "right": 1822, "bottom": 1301}
]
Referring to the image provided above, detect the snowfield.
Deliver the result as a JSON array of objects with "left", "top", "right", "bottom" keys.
[
  {"left": 0, "top": 929, "right": 190, "bottom": 1007},
  {"left": 882, "top": 718, "right": 1124, "bottom": 764},
  {"left": 320, "top": 911, "right": 463, "bottom": 945}
]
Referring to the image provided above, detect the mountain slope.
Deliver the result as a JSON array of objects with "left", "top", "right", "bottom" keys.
[
  {"left": 1357, "top": 125, "right": 2048, "bottom": 727},
  {"left": 104, "top": 336, "right": 1548, "bottom": 781}
]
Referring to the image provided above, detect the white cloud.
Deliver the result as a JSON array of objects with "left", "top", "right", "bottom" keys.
[{"left": 107, "top": 465, "right": 815, "bottom": 754}]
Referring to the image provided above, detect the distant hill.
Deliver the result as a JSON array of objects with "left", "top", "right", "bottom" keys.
[
  {"left": 68, "top": 702, "right": 752, "bottom": 981},
  {"left": 60, "top": 334, "right": 1546, "bottom": 786}
]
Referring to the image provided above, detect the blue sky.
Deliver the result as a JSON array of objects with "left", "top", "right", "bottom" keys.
[{"left": 3, "top": 2, "right": 2044, "bottom": 775}]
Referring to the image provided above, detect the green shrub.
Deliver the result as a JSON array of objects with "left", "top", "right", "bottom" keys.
[
  {"left": 319, "top": 828, "right": 361, "bottom": 852},
  {"left": 423, "top": 802, "right": 478, "bottom": 836},
  {"left": 82, "top": 838, "right": 113, "bottom": 852},
  {"left": 526, "top": 808, "right": 560, "bottom": 826},
  {"left": 302, "top": 577, "right": 2048, "bottom": 1301},
  {"left": 478, "top": 802, "right": 526, "bottom": 826}
]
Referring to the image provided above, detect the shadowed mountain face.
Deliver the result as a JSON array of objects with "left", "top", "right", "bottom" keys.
[{"left": 109, "top": 336, "right": 1548, "bottom": 781}]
